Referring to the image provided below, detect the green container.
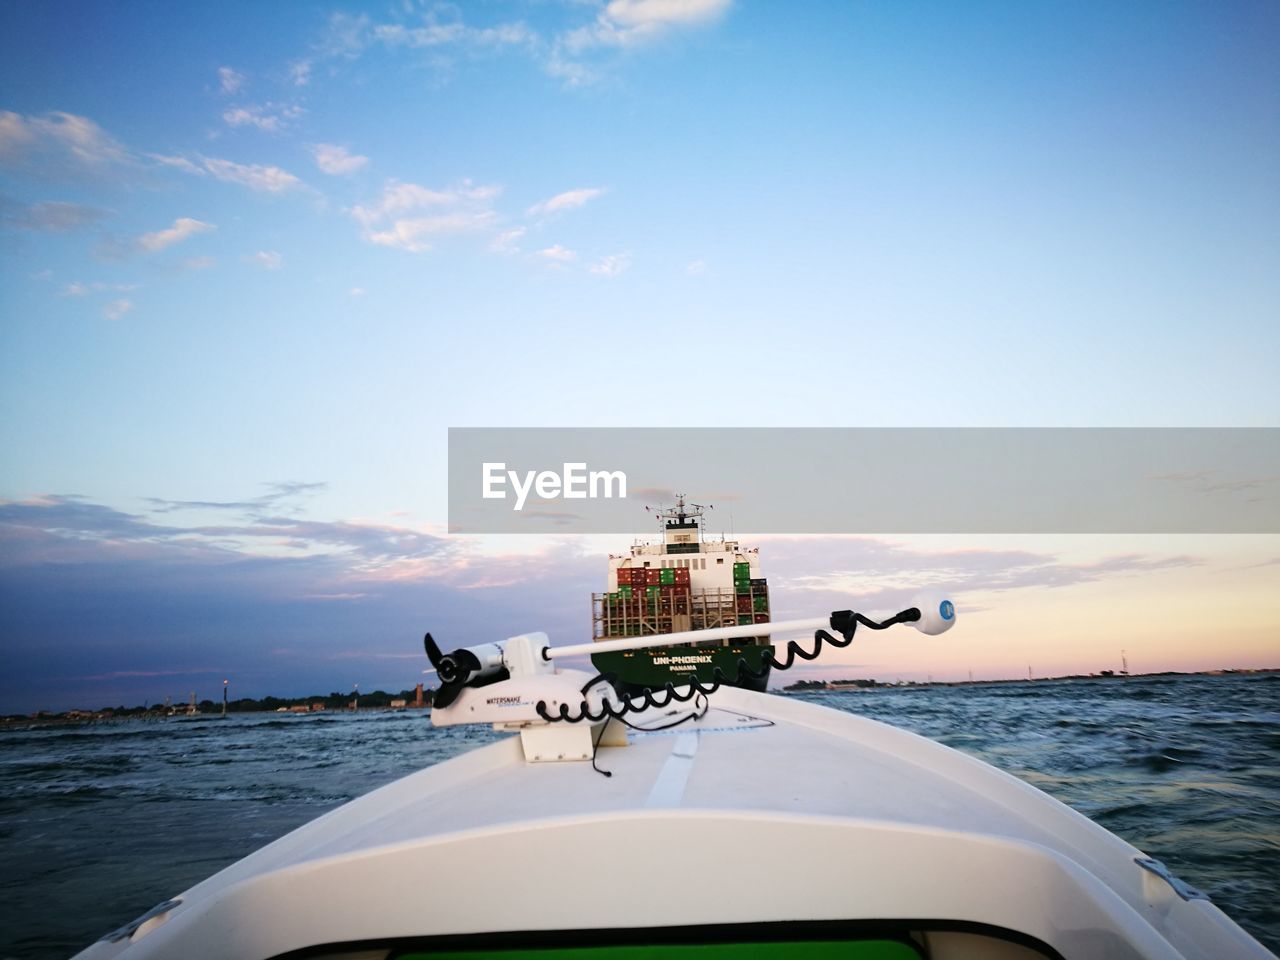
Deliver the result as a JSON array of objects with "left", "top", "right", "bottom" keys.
[
  {"left": 733, "top": 562, "right": 750, "bottom": 576},
  {"left": 736, "top": 583, "right": 750, "bottom": 595},
  {"left": 620, "top": 585, "right": 633, "bottom": 599},
  {"left": 753, "top": 596, "right": 768, "bottom": 612},
  {"left": 660, "top": 569, "right": 675, "bottom": 584},
  {"left": 737, "top": 615, "right": 753, "bottom": 625},
  {"left": 646, "top": 585, "right": 660, "bottom": 597}
]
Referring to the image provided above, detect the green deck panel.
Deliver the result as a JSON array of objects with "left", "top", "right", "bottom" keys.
[
  {"left": 592, "top": 644, "right": 774, "bottom": 689},
  {"left": 396, "top": 940, "right": 919, "bottom": 960}
]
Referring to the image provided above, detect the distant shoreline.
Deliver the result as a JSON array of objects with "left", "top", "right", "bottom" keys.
[
  {"left": 4, "top": 668, "right": 1276, "bottom": 728},
  {"left": 2, "top": 686, "right": 433, "bottom": 728},
  {"left": 782, "top": 667, "right": 1279, "bottom": 693}
]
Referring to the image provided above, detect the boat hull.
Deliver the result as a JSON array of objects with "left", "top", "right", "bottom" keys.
[
  {"left": 591, "top": 642, "right": 773, "bottom": 695},
  {"left": 73, "top": 684, "right": 1277, "bottom": 960}
]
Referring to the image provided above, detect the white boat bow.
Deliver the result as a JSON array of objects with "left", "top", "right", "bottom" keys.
[{"left": 75, "top": 599, "right": 1275, "bottom": 960}]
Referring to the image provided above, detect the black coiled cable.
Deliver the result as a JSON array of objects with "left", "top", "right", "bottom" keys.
[{"left": 535, "top": 606, "right": 920, "bottom": 724}]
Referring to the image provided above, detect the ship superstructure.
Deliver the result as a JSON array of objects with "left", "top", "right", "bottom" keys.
[{"left": 590, "top": 497, "right": 774, "bottom": 692}]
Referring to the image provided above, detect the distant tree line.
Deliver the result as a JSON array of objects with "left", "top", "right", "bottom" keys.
[
  {"left": 5, "top": 688, "right": 435, "bottom": 721},
  {"left": 203, "top": 688, "right": 434, "bottom": 713},
  {"left": 784, "top": 678, "right": 883, "bottom": 690}
]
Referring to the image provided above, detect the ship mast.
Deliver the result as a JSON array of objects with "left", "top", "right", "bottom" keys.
[
  {"left": 650, "top": 494, "right": 712, "bottom": 554},
  {"left": 653, "top": 493, "right": 707, "bottom": 528}
]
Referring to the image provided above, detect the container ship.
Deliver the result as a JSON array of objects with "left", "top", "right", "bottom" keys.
[{"left": 591, "top": 497, "right": 774, "bottom": 694}]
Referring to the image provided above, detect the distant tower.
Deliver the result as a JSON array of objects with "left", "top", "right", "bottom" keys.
[
  {"left": 415, "top": 682, "right": 424, "bottom": 708},
  {"left": 222, "top": 679, "right": 228, "bottom": 718},
  {"left": 1121, "top": 650, "right": 1129, "bottom": 675},
  {"left": 1028, "top": 665, "right": 1033, "bottom": 681}
]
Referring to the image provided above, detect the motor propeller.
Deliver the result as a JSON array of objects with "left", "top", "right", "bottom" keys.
[{"left": 423, "top": 633, "right": 510, "bottom": 708}]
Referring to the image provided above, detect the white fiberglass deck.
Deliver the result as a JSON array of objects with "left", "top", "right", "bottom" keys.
[{"left": 76, "top": 688, "right": 1273, "bottom": 960}]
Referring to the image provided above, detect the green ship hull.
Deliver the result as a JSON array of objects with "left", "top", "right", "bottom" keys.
[{"left": 592, "top": 642, "right": 774, "bottom": 695}]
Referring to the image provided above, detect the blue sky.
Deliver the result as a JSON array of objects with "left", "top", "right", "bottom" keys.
[{"left": 2, "top": 1, "right": 1277, "bottom": 713}]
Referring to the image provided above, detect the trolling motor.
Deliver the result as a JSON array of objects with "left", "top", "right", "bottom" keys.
[
  {"left": 423, "top": 634, "right": 509, "bottom": 708},
  {"left": 424, "top": 591, "right": 956, "bottom": 764}
]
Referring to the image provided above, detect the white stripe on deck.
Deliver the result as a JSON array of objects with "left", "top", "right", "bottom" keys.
[{"left": 645, "top": 731, "right": 699, "bottom": 808}]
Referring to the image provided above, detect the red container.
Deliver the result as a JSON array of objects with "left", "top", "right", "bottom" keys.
[
  {"left": 661, "top": 584, "right": 675, "bottom": 595},
  {"left": 754, "top": 613, "right": 770, "bottom": 623},
  {"left": 736, "top": 597, "right": 752, "bottom": 612},
  {"left": 674, "top": 568, "right": 690, "bottom": 582},
  {"left": 646, "top": 569, "right": 662, "bottom": 584},
  {"left": 616, "top": 568, "right": 634, "bottom": 584}
]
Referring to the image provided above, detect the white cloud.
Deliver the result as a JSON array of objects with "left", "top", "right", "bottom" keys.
[
  {"left": 366, "top": 16, "right": 533, "bottom": 51},
  {"left": 305, "top": 4, "right": 723, "bottom": 90},
  {"left": 0, "top": 197, "right": 110, "bottom": 231},
  {"left": 537, "top": 244, "right": 576, "bottom": 263},
  {"left": 221, "top": 103, "right": 303, "bottom": 133},
  {"left": 590, "top": 252, "right": 631, "bottom": 276},
  {"left": 312, "top": 143, "right": 368, "bottom": 176},
  {"left": 149, "top": 153, "right": 205, "bottom": 176},
  {"left": 149, "top": 153, "right": 302, "bottom": 192},
  {"left": 549, "top": 0, "right": 731, "bottom": 83},
  {"left": 374, "top": 22, "right": 464, "bottom": 47},
  {"left": 352, "top": 179, "right": 499, "bottom": 224},
  {"left": 319, "top": 11, "right": 373, "bottom": 59},
  {"left": 245, "top": 250, "right": 283, "bottom": 270},
  {"left": 544, "top": 52, "right": 594, "bottom": 87},
  {"left": 183, "top": 256, "right": 216, "bottom": 271},
  {"left": 490, "top": 226, "right": 526, "bottom": 254},
  {"left": 61, "top": 280, "right": 139, "bottom": 297},
  {"left": 289, "top": 59, "right": 313, "bottom": 87},
  {"left": 527, "top": 187, "right": 603, "bottom": 217},
  {"left": 473, "top": 23, "right": 536, "bottom": 47},
  {"left": 567, "top": 0, "right": 731, "bottom": 50},
  {"left": 351, "top": 178, "right": 501, "bottom": 252},
  {"left": 137, "top": 217, "right": 215, "bottom": 252},
  {"left": 222, "top": 107, "right": 279, "bottom": 132},
  {"left": 201, "top": 156, "right": 301, "bottom": 192},
  {"left": 685, "top": 259, "right": 707, "bottom": 275},
  {"left": 365, "top": 212, "right": 498, "bottom": 253},
  {"left": 608, "top": 0, "right": 731, "bottom": 31},
  {"left": 0, "top": 110, "right": 131, "bottom": 175},
  {"left": 0, "top": 111, "right": 35, "bottom": 155},
  {"left": 349, "top": 286, "right": 366, "bottom": 297},
  {"left": 217, "top": 67, "right": 246, "bottom": 94},
  {"left": 304, "top": 3, "right": 726, "bottom": 91},
  {"left": 103, "top": 298, "right": 133, "bottom": 320}
]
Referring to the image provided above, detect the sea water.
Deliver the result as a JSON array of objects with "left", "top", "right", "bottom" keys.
[{"left": 1, "top": 673, "right": 1276, "bottom": 958}]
